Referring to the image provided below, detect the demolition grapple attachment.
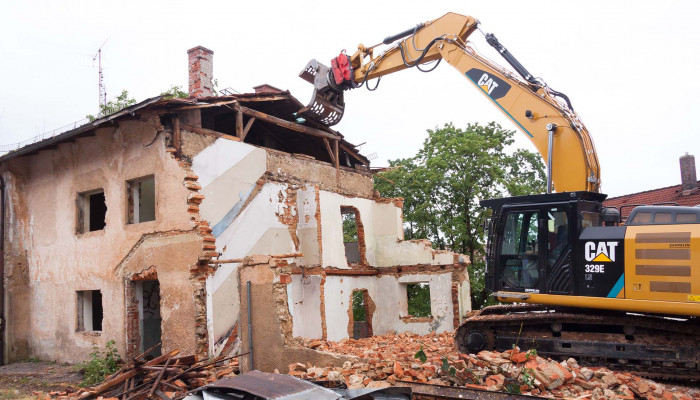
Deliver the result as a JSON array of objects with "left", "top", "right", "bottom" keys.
[{"left": 298, "top": 53, "right": 353, "bottom": 126}]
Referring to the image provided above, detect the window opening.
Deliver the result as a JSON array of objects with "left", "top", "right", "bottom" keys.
[
  {"left": 547, "top": 208, "right": 569, "bottom": 267},
  {"left": 352, "top": 290, "right": 366, "bottom": 322},
  {"left": 77, "top": 290, "right": 103, "bottom": 332},
  {"left": 78, "top": 190, "right": 107, "bottom": 233},
  {"left": 630, "top": 212, "right": 652, "bottom": 225},
  {"left": 341, "top": 207, "right": 361, "bottom": 264},
  {"left": 349, "top": 289, "right": 373, "bottom": 339},
  {"left": 677, "top": 213, "right": 699, "bottom": 223},
  {"left": 580, "top": 211, "right": 601, "bottom": 228},
  {"left": 406, "top": 283, "right": 431, "bottom": 318},
  {"left": 127, "top": 176, "right": 155, "bottom": 224},
  {"left": 499, "top": 210, "right": 540, "bottom": 289},
  {"left": 654, "top": 212, "right": 672, "bottom": 224}
]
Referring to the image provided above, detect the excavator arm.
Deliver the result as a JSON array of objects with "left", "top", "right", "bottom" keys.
[{"left": 298, "top": 12, "right": 601, "bottom": 193}]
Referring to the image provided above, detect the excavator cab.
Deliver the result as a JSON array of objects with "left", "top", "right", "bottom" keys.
[{"left": 482, "top": 192, "right": 607, "bottom": 296}]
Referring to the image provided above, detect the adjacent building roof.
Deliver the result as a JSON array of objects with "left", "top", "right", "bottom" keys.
[{"left": 604, "top": 181, "right": 700, "bottom": 219}]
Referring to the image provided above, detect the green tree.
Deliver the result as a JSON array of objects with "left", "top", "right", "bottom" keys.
[
  {"left": 342, "top": 212, "right": 358, "bottom": 242},
  {"left": 374, "top": 122, "right": 545, "bottom": 309},
  {"left": 352, "top": 291, "right": 366, "bottom": 321},
  {"left": 87, "top": 90, "right": 136, "bottom": 121},
  {"left": 406, "top": 283, "right": 431, "bottom": 317},
  {"left": 160, "top": 85, "right": 189, "bottom": 99}
]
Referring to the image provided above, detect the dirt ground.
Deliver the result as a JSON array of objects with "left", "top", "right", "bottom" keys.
[{"left": 0, "top": 361, "right": 82, "bottom": 399}]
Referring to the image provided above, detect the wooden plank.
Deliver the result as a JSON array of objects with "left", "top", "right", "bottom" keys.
[
  {"left": 324, "top": 269, "right": 379, "bottom": 276},
  {"left": 235, "top": 104, "right": 339, "bottom": 141},
  {"left": 322, "top": 138, "right": 335, "bottom": 164},
  {"left": 235, "top": 110, "right": 243, "bottom": 138},
  {"left": 339, "top": 142, "right": 368, "bottom": 166},
  {"left": 208, "top": 252, "right": 302, "bottom": 265},
  {"left": 334, "top": 139, "right": 340, "bottom": 185},
  {"left": 209, "top": 258, "right": 245, "bottom": 265},
  {"left": 154, "top": 390, "right": 172, "bottom": 400},
  {"left": 134, "top": 342, "right": 163, "bottom": 363},
  {"left": 241, "top": 117, "right": 256, "bottom": 141},
  {"left": 91, "top": 350, "right": 180, "bottom": 396},
  {"left": 172, "top": 95, "right": 289, "bottom": 111},
  {"left": 172, "top": 117, "right": 181, "bottom": 157},
  {"left": 148, "top": 356, "right": 172, "bottom": 398},
  {"left": 180, "top": 123, "right": 240, "bottom": 142}
]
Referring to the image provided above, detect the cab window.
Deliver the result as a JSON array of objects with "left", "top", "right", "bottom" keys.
[
  {"left": 499, "top": 211, "right": 539, "bottom": 289},
  {"left": 547, "top": 208, "right": 569, "bottom": 266}
]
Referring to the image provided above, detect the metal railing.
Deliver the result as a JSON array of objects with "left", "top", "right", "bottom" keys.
[{"left": 0, "top": 117, "right": 90, "bottom": 154}]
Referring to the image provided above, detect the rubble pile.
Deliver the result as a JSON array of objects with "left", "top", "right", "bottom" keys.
[
  {"left": 297, "top": 332, "right": 700, "bottom": 400},
  {"left": 58, "top": 349, "right": 240, "bottom": 400}
]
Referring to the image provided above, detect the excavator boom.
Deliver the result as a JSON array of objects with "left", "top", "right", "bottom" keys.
[{"left": 298, "top": 12, "right": 601, "bottom": 193}]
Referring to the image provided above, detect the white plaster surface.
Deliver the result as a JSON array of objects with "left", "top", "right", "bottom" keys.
[
  {"left": 296, "top": 186, "right": 320, "bottom": 266},
  {"left": 319, "top": 192, "right": 377, "bottom": 268},
  {"left": 289, "top": 275, "right": 322, "bottom": 339},
  {"left": 319, "top": 191, "right": 460, "bottom": 268},
  {"left": 206, "top": 182, "right": 297, "bottom": 346},
  {"left": 319, "top": 273, "right": 455, "bottom": 342},
  {"left": 193, "top": 139, "right": 267, "bottom": 228}
]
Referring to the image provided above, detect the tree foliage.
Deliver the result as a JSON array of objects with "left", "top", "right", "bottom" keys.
[
  {"left": 374, "top": 122, "right": 545, "bottom": 309},
  {"left": 86, "top": 90, "right": 136, "bottom": 121},
  {"left": 160, "top": 85, "right": 189, "bottom": 99},
  {"left": 87, "top": 85, "right": 188, "bottom": 122},
  {"left": 342, "top": 212, "right": 358, "bottom": 242},
  {"left": 352, "top": 290, "right": 366, "bottom": 321},
  {"left": 406, "top": 283, "right": 431, "bottom": 317}
]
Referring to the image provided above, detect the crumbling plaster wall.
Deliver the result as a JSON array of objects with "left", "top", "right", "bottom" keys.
[
  {"left": 3, "top": 119, "right": 201, "bottom": 362},
  {"left": 198, "top": 139, "right": 374, "bottom": 351},
  {"left": 238, "top": 261, "right": 351, "bottom": 373},
  {"left": 193, "top": 138, "right": 470, "bottom": 357},
  {"left": 319, "top": 192, "right": 458, "bottom": 268},
  {"left": 305, "top": 273, "right": 456, "bottom": 342}
]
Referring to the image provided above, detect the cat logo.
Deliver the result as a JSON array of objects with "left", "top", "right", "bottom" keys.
[
  {"left": 584, "top": 241, "right": 618, "bottom": 262},
  {"left": 465, "top": 68, "right": 511, "bottom": 100},
  {"left": 477, "top": 73, "right": 500, "bottom": 95}
]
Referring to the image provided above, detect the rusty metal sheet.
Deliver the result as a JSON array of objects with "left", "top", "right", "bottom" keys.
[
  {"left": 394, "top": 381, "right": 549, "bottom": 400},
  {"left": 207, "top": 370, "right": 341, "bottom": 399}
]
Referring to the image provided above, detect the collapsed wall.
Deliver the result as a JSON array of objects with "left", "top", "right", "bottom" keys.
[{"left": 193, "top": 136, "right": 471, "bottom": 372}]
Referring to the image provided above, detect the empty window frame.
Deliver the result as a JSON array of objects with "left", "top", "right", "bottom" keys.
[
  {"left": 77, "top": 290, "right": 103, "bottom": 332},
  {"left": 406, "top": 283, "right": 431, "bottom": 318},
  {"left": 341, "top": 207, "right": 361, "bottom": 264},
  {"left": 77, "top": 189, "right": 107, "bottom": 233},
  {"left": 127, "top": 176, "right": 155, "bottom": 224}
]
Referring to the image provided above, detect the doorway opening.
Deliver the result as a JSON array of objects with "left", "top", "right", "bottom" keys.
[
  {"left": 348, "top": 289, "right": 374, "bottom": 339},
  {"left": 138, "top": 280, "right": 161, "bottom": 357},
  {"left": 127, "top": 275, "right": 162, "bottom": 359}
]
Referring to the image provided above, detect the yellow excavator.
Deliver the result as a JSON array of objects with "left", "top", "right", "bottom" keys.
[{"left": 298, "top": 12, "right": 700, "bottom": 379}]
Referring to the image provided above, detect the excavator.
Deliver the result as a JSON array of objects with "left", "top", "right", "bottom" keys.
[{"left": 297, "top": 12, "right": 700, "bottom": 379}]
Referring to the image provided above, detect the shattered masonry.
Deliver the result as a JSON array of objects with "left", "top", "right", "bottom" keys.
[{"left": 0, "top": 46, "right": 471, "bottom": 373}]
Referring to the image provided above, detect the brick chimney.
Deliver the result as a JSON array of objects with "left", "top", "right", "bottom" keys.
[
  {"left": 253, "top": 84, "right": 283, "bottom": 94},
  {"left": 680, "top": 153, "right": 698, "bottom": 193},
  {"left": 187, "top": 46, "right": 214, "bottom": 98}
]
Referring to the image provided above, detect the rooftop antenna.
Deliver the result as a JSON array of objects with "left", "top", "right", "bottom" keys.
[{"left": 93, "top": 39, "right": 108, "bottom": 112}]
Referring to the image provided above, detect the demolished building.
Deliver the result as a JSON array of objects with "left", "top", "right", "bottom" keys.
[{"left": 0, "top": 46, "right": 471, "bottom": 371}]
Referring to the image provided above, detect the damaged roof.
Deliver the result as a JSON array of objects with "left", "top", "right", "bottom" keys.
[{"left": 0, "top": 91, "right": 369, "bottom": 168}]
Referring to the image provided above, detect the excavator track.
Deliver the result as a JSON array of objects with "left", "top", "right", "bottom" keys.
[{"left": 455, "top": 304, "right": 700, "bottom": 381}]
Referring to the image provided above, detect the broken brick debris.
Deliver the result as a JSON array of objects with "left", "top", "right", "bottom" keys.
[{"left": 295, "top": 332, "right": 700, "bottom": 400}]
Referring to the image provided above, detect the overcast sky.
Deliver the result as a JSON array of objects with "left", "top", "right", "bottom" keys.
[{"left": 1, "top": 0, "right": 698, "bottom": 197}]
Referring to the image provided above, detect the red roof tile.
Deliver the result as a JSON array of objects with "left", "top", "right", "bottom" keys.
[{"left": 604, "top": 181, "right": 700, "bottom": 218}]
